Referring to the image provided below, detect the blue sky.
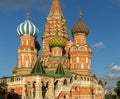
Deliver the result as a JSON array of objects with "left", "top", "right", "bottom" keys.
[{"left": 0, "top": 0, "right": 120, "bottom": 90}]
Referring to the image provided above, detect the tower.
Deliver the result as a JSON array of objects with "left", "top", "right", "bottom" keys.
[
  {"left": 42, "top": 0, "right": 69, "bottom": 57},
  {"left": 70, "top": 14, "right": 92, "bottom": 75},
  {"left": 16, "top": 12, "right": 39, "bottom": 75}
]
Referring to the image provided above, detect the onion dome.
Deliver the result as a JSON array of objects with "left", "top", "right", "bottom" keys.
[
  {"left": 72, "top": 17, "right": 89, "bottom": 36},
  {"left": 12, "top": 67, "right": 17, "bottom": 74},
  {"left": 49, "top": 33, "right": 66, "bottom": 48},
  {"left": 17, "top": 12, "right": 39, "bottom": 37}
]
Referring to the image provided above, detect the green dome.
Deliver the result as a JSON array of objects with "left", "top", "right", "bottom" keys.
[
  {"left": 72, "top": 18, "right": 89, "bottom": 35},
  {"left": 49, "top": 33, "right": 66, "bottom": 48},
  {"left": 12, "top": 67, "right": 17, "bottom": 74}
]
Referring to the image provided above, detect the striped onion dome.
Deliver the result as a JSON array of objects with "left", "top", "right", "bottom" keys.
[
  {"left": 49, "top": 33, "right": 66, "bottom": 48},
  {"left": 72, "top": 17, "right": 89, "bottom": 36},
  {"left": 17, "top": 19, "right": 39, "bottom": 37}
]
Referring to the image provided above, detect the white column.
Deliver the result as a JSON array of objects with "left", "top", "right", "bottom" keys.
[{"left": 35, "top": 77, "right": 42, "bottom": 99}]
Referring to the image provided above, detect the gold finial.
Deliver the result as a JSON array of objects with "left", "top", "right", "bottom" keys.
[
  {"left": 79, "top": 7, "right": 82, "bottom": 18},
  {"left": 26, "top": 8, "right": 30, "bottom": 20}
]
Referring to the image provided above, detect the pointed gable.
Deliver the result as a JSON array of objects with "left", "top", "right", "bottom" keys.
[
  {"left": 31, "top": 58, "right": 46, "bottom": 74},
  {"left": 55, "top": 63, "right": 65, "bottom": 75}
]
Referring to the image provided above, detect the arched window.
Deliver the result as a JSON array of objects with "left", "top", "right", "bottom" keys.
[
  {"left": 24, "top": 84, "right": 28, "bottom": 97},
  {"left": 63, "top": 79, "right": 67, "bottom": 85},
  {"left": 70, "top": 77, "right": 73, "bottom": 84},
  {"left": 41, "top": 81, "right": 49, "bottom": 98},
  {"left": 81, "top": 77, "right": 83, "bottom": 80},
  {"left": 87, "top": 78, "right": 90, "bottom": 81},
  {"left": 86, "top": 57, "right": 88, "bottom": 63},
  {"left": 75, "top": 75, "right": 77, "bottom": 80},
  {"left": 81, "top": 63, "right": 84, "bottom": 69},
  {"left": 54, "top": 80, "right": 58, "bottom": 89},
  {"left": 64, "top": 94, "right": 67, "bottom": 98},
  {"left": 33, "top": 81, "right": 36, "bottom": 98},
  {"left": 76, "top": 57, "right": 79, "bottom": 63},
  {"left": 84, "top": 77, "right": 86, "bottom": 81}
]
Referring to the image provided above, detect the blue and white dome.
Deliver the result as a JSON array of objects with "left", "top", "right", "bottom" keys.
[{"left": 17, "top": 19, "right": 39, "bottom": 37}]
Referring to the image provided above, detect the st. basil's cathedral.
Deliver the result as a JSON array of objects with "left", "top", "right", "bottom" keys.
[{"left": 0, "top": 0, "right": 105, "bottom": 99}]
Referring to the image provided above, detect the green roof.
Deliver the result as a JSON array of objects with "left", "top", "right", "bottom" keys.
[
  {"left": 46, "top": 71, "right": 72, "bottom": 79},
  {"left": 31, "top": 58, "right": 46, "bottom": 74},
  {"left": 55, "top": 63, "right": 65, "bottom": 75}
]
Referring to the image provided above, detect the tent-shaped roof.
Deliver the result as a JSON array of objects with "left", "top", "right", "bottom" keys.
[
  {"left": 31, "top": 58, "right": 46, "bottom": 74},
  {"left": 48, "top": 0, "right": 64, "bottom": 18},
  {"left": 55, "top": 63, "right": 65, "bottom": 75}
]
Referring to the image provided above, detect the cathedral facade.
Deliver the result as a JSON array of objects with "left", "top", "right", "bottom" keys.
[{"left": 0, "top": 0, "right": 105, "bottom": 99}]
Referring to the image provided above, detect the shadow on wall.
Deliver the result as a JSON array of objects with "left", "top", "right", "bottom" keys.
[
  {"left": 0, "top": 86, "right": 6, "bottom": 99},
  {"left": 7, "top": 89, "right": 21, "bottom": 99}
]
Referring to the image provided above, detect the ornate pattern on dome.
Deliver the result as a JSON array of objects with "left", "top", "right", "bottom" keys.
[
  {"left": 17, "top": 19, "right": 39, "bottom": 37},
  {"left": 72, "top": 18, "right": 89, "bottom": 35},
  {"left": 49, "top": 33, "right": 66, "bottom": 48}
]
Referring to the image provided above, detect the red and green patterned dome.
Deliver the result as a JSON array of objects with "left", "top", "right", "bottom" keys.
[
  {"left": 72, "top": 18, "right": 89, "bottom": 35},
  {"left": 49, "top": 33, "right": 66, "bottom": 48}
]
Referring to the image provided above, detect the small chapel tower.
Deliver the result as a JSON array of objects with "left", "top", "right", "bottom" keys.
[
  {"left": 16, "top": 12, "right": 39, "bottom": 75},
  {"left": 70, "top": 13, "right": 92, "bottom": 75}
]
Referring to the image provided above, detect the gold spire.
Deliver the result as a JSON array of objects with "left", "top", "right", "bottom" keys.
[{"left": 48, "top": 0, "right": 64, "bottom": 18}]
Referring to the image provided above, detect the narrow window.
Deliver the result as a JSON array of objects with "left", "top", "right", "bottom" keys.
[
  {"left": 86, "top": 57, "right": 88, "bottom": 63},
  {"left": 76, "top": 57, "right": 79, "bottom": 63},
  {"left": 81, "top": 63, "right": 84, "bottom": 69}
]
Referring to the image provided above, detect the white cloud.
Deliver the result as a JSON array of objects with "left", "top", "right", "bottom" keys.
[
  {"left": 108, "top": 73, "right": 120, "bottom": 78},
  {"left": 112, "top": 65, "right": 120, "bottom": 71},
  {"left": 92, "top": 42, "right": 104, "bottom": 49}
]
